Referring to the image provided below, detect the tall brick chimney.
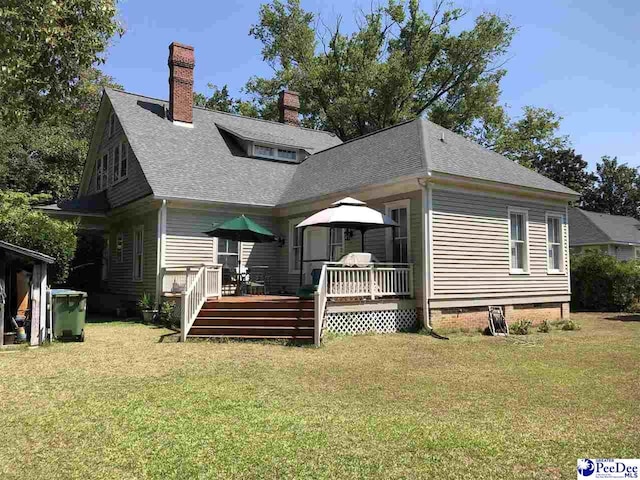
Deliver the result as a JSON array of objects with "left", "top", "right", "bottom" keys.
[
  {"left": 168, "top": 42, "right": 195, "bottom": 126},
  {"left": 278, "top": 90, "right": 300, "bottom": 126}
]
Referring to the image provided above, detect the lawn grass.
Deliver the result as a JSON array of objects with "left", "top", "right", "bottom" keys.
[{"left": 0, "top": 312, "right": 638, "bottom": 479}]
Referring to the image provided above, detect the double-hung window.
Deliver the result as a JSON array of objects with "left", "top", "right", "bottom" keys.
[
  {"left": 386, "top": 200, "right": 410, "bottom": 263},
  {"left": 96, "top": 153, "right": 109, "bottom": 191},
  {"left": 111, "top": 142, "right": 129, "bottom": 183},
  {"left": 546, "top": 213, "right": 564, "bottom": 272},
  {"left": 329, "top": 228, "right": 344, "bottom": 261},
  {"left": 508, "top": 208, "right": 529, "bottom": 273},
  {"left": 112, "top": 144, "right": 120, "bottom": 183},
  {"left": 133, "top": 226, "right": 144, "bottom": 281},
  {"left": 289, "top": 220, "right": 303, "bottom": 273},
  {"left": 218, "top": 239, "right": 239, "bottom": 270}
]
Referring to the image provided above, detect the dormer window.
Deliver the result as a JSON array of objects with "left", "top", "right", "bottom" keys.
[{"left": 253, "top": 144, "right": 298, "bottom": 162}]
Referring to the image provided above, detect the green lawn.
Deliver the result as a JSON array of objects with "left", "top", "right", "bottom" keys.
[{"left": 0, "top": 313, "right": 638, "bottom": 479}]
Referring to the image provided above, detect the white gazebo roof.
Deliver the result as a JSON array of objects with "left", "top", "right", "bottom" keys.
[{"left": 296, "top": 197, "right": 397, "bottom": 230}]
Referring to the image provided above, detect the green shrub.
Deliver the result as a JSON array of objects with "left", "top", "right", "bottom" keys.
[
  {"left": 137, "top": 293, "right": 155, "bottom": 311},
  {"left": 158, "top": 301, "right": 178, "bottom": 328},
  {"left": 537, "top": 320, "right": 551, "bottom": 333},
  {"left": 571, "top": 251, "right": 640, "bottom": 312},
  {"left": 510, "top": 319, "right": 532, "bottom": 335},
  {"left": 561, "top": 320, "right": 581, "bottom": 331}
]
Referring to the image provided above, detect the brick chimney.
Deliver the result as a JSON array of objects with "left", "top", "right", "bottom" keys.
[
  {"left": 168, "top": 42, "right": 195, "bottom": 126},
  {"left": 278, "top": 90, "right": 300, "bottom": 126}
]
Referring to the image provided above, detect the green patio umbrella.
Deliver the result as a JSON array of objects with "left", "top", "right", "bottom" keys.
[
  {"left": 204, "top": 215, "right": 278, "bottom": 295},
  {"left": 204, "top": 215, "right": 278, "bottom": 243}
]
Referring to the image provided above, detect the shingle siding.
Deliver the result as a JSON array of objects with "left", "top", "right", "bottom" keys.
[{"left": 86, "top": 105, "right": 152, "bottom": 208}]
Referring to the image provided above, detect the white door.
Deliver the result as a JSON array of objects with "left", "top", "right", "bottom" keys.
[{"left": 304, "top": 227, "right": 328, "bottom": 283}]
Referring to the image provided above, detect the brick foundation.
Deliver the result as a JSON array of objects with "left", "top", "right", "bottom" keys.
[{"left": 430, "top": 302, "right": 569, "bottom": 331}]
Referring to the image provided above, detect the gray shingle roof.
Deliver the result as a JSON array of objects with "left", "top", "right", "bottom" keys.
[
  {"left": 106, "top": 89, "right": 339, "bottom": 206},
  {"left": 107, "top": 88, "right": 578, "bottom": 207},
  {"left": 569, "top": 208, "right": 640, "bottom": 245}
]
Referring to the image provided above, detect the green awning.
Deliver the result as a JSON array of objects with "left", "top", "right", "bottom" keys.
[{"left": 204, "top": 215, "right": 277, "bottom": 243}]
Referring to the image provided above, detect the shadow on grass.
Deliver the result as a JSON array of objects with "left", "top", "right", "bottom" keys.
[{"left": 604, "top": 314, "right": 640, "bottom": 322}]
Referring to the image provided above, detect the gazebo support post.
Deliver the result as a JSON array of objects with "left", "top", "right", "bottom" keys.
[{"left": 360, "top": 227, "right": 366, "bottom": 252}]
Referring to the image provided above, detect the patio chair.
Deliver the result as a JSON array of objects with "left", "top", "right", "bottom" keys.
[
  {"left": 247, "top": 267, "right": 269, "bottom": 295},
  {"left": 296, "top": 268, "right": 322, "bottom": 299}
]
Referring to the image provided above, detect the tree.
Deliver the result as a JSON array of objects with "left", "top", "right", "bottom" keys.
[
  {"left": 582, "top": 156, "right": 640, "bottom": 218},
  {"left": 0, "top": 68, "right": 122, "bottom": 201},
  {"left": 0, "top": 0, "right": 123, "bottom": 123},
  {"left": 530, "top": 148, "right": 595, "bottom": 193},
  {"left": 478, "top": 106, "right": 569, "bottom": 167},
  {"left": 0, "top": 191, "right": 78, "bottom": 283},
  {"left": 246, "top": 0, "right": 515, "bottom": 140},
  {"left": 194, "top": 83, "right": 259, "bottom": 117}
]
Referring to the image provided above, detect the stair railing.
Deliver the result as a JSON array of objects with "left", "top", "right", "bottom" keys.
[
  {"left": 313, "top": 264, "right": 329, "bottom": 347},
  {"left": 180, "top": 265, "right": 207, "bottom": 342}
]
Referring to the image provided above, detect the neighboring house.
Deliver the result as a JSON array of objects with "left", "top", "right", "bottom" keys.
[
  {"left": 569, "top": 207, "right": 640, "bottom": 260},
  {"left": 43, "top": 42, "right": 579, "bottom": 340}
]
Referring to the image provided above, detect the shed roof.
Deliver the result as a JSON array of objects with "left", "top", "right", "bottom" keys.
[{"left": 0, "top": 241, "right": 55, "bottom": 264}]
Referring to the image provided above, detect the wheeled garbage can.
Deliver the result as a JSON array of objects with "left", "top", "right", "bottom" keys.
[{"left": 51, "top": 289, "right": 87, "bottom": 342}]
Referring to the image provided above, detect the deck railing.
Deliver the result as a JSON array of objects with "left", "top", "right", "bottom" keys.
[
  {"left": 313, "top": 265, "right": 329, "bottom": 347},
  {"left": 325, "top": 263, "right": 414, "bottom": 299},
  {"left": 162, "top": 264, "right": 222, "bottom": 298}
]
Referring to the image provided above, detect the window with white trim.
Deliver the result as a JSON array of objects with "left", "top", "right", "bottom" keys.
[
  {"left": 329, "top": 228, "right": 344, "bottom": 261},
  {"left": 546, "top": 214, "right": 564, "bottom": 272},
  {"left": 289, "top": 220, "right": 303, "bottom": 273},
  {"left": 218, "top": 239, "right": 239, "bottom": 270},
  {"left": 120, "top": 141, "right": 128, "bottom": 178},
  {"left": 133, "top": 226, "right": 144, "bottom": 281},
  {"left": 112, "top": 144, "right": 120, "bottom": 183},
  {"left": 508, "top": 208, "right": 529, "bottom": 273},
  {"left": 385, "top": 200, "right": 410, "bottom": 263},
  {"left": 254, "top": 144, "right": 298, "bottom": 162},
  {"left": 96, "top": 153, "right": 109, "bottom": 191},
  {"left": 116, "top": 232, "right": 124, "bottom": 263}
]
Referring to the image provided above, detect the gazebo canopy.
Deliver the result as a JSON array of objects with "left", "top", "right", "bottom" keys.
[
  {"left": 296, "top": 197, "right": 397, "bottom": 231},
  {"left": 295, "top": 197, "right": 398, "bottom": 286}
]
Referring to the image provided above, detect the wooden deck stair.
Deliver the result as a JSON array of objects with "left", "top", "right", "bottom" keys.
[{"left": 188, "top": 297, "right": 315, "bottom": 342}]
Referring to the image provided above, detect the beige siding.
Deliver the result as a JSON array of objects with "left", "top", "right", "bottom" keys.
[
  {"left": 431, "top": 187, "right": 570, "bottom": 301},
  {"left": 165, "top": 207, "right": 280, "bottom": 273},
  {"left": 105, "top": 209, "right": 158, "bottom": 300},
  {"left": 86, "top": 105, "right": 152, "bottom": 208}
]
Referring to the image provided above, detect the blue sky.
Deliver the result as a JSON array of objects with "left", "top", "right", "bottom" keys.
[{"left": 103, "top": 0, "right": 639, "bottom": 170}]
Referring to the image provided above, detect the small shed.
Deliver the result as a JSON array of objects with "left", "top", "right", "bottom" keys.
[{"left": 0, "top": 241, "right": 55, "bottom": 347}]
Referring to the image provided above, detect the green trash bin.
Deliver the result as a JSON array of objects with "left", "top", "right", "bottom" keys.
[{"left": 51, "top": 289, "right": 87, "bottom": 342}]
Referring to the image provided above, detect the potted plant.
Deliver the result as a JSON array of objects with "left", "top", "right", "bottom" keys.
[{"left": 137, "top": 293, "right": 157, "bottom": 323}]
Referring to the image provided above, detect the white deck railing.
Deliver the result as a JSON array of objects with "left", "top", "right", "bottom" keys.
[
  {"left": 160, "top": 264, "right": 222, "bottom": 342},
  {"left": 325, "top": 263, "right": 414, "bottom": 299},
  {"left": 314, "top": 262, "right": 414, "bottom": 346},
  {"left": 162, "top": 264, "right": 222, "bottom": 297}
]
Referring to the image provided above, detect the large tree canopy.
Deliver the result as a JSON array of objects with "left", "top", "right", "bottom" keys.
[
  {"left": 0, "top": 0, "right": 122, "bottom": 123},
  {"left": 531, "top": 148, "right": 596, "bottom": 194},
  {"left": 244, "top": 0, "right": 515, "bottom": 141},
  {"left": 581, "top": 156, "right": 640, "bottom": 218}
]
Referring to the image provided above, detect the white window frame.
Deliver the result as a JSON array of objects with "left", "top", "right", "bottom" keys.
[
  {"left": 253, "top": 143, "right": 298, "bottom": 162},
  {"left": 289, "top": 218, "right": 304, "bottom": 274},
  {"left": 546, "top": 212, "right": 565, "bottom": 274},
  {"left": 385, "top": 199, "right": 411, "bottom": 263},
  {"left": 132, "top": 225, "right": 144, "bottom": 282},
  {"left": 116, "top": 232, "right": 124, "bottom": 263},
  {"left": 111, "top": 141, "right": 129, "bottom": 185},
  {"left": 119, "top": 140, "right": 128, "bottom": 180},
  {"left": 329, "top": 228, "right": 345, "bottom": 261},
  {"left": 96, "top": 152, "right": 109, "bottom": 191},
  {"left": 508, "top": 207, "right": 530, "bottom": 274},
  {"left": 112, "top": 143, "right": 120, "bottom": 183},
  {"left": 217, "top": 238, "right": 239, "bottom": 271}
]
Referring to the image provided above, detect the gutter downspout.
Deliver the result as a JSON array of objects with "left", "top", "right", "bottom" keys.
[
  {"left": 419, "top": 178, "right": 432, "bottom": 330},
  {"left": 155, "top": 199, "right": 167, "bottom": 308}
]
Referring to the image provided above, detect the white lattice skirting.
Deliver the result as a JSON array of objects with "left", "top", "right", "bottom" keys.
[{"left": 325, "top": 309, "right": 417, "bottom": 334}]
